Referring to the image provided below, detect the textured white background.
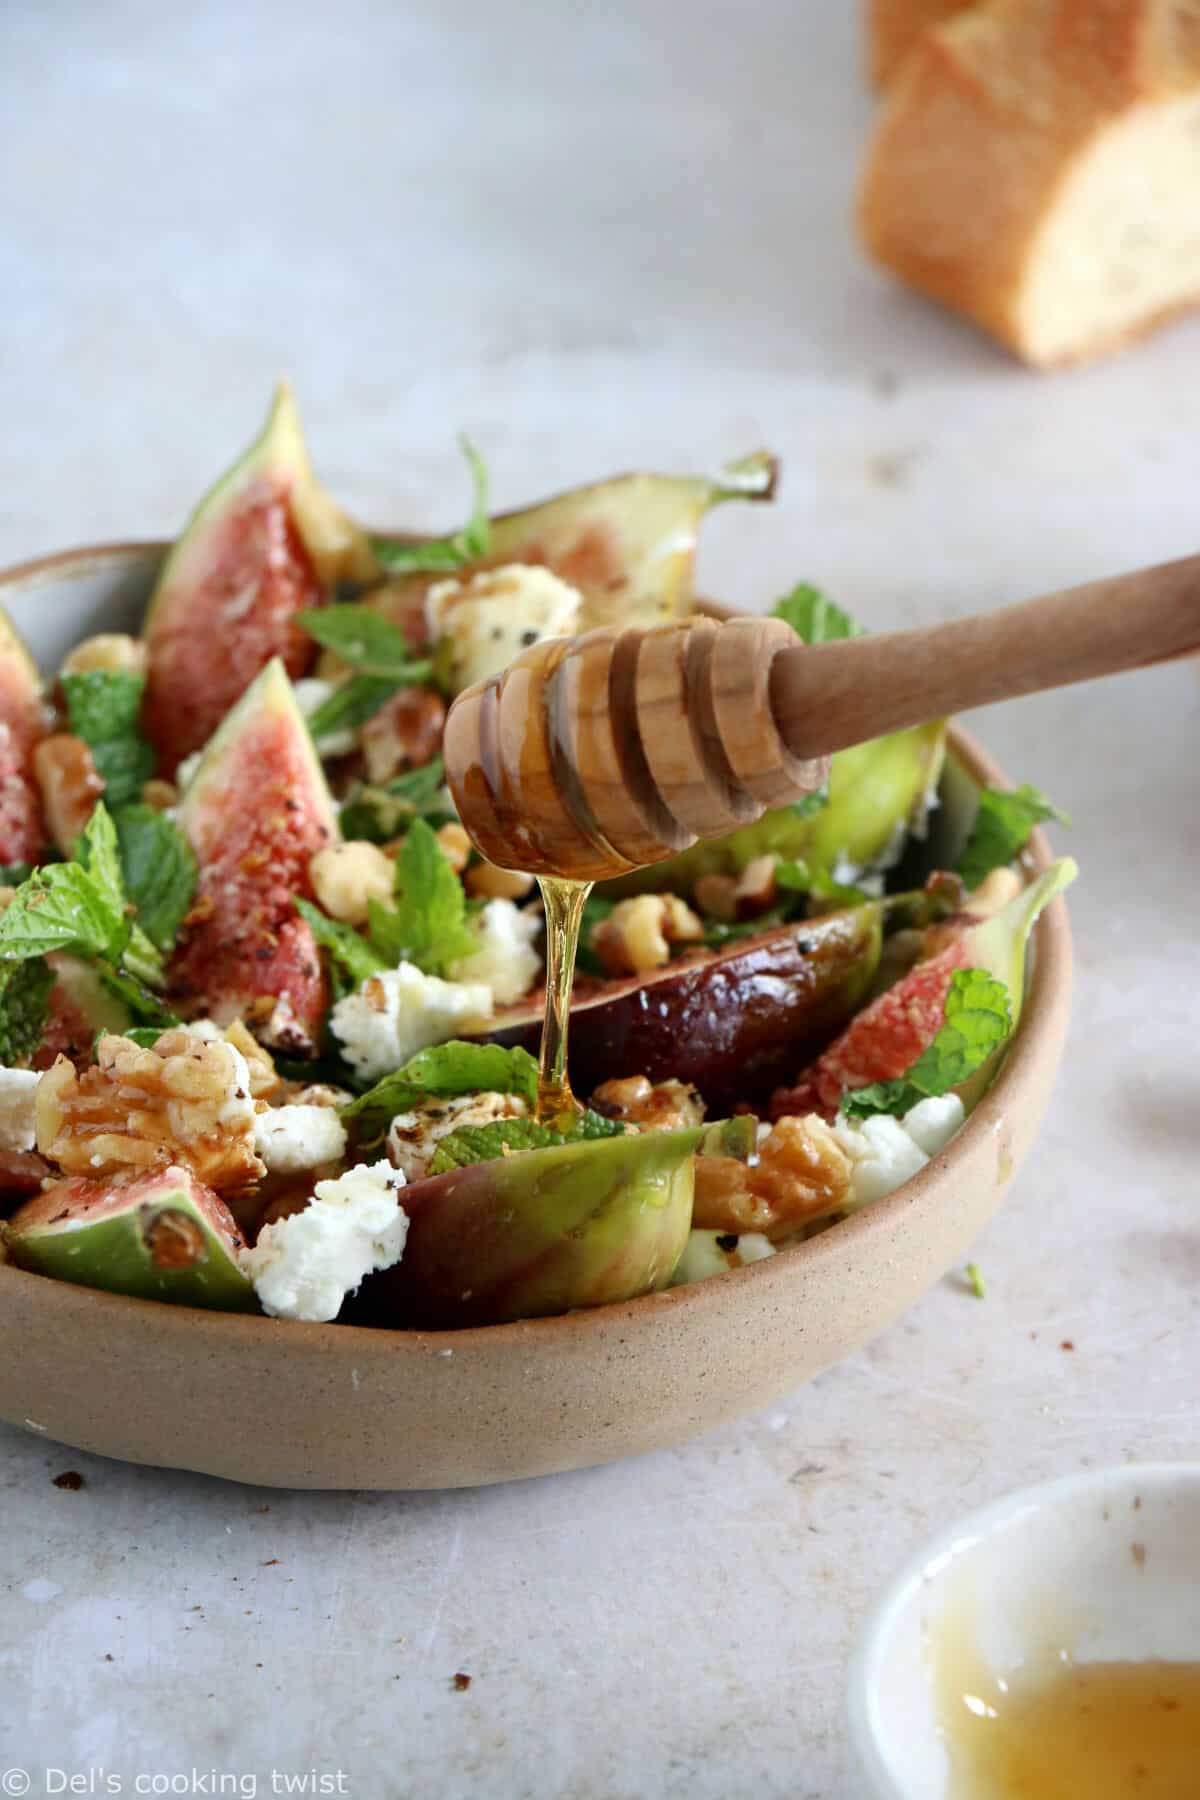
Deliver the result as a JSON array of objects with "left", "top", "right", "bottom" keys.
[{"left": 2, "top": 3, "right": 1199, "bottom": 1796}]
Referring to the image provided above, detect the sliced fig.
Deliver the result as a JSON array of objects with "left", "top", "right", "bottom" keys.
[
  {"left": 172, "top": 658, "right": 337, "bottom": 1050},
  {"left": 142, "top": 383, "right": 375, "bottom": 774},
  {"left": 369, "top": 453, "right": 778, "bottom": 644},
  {"left": 604, "top": 720, "right": 947, "bottom": 900},
  {"left": 3, "top": 1164, "right": 255, "bottom": 1310},
  {"left": 479, "top": 906, "right": 882, "bottom": 1111},
  {"left": 0, "top": 605, "right": 49, "bottom": 868},
  {"left": 771, "top": 859, "right": 1077, "bottom": 1119},
  {"left": 352, "top": 1116, "right": 755, "bottom": 1329}
]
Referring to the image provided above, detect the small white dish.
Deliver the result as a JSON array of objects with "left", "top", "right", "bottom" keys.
[{"left": 847, "top": 1463, "right": 1200, "bottom": 1799}]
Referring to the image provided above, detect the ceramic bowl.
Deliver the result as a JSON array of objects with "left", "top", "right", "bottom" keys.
[
  {"left": 847, "top": 1463, "right": 1200, "bottom": 1799},
  {"left": 0, "top": 545, "right": 1073, "bottom": 1490}
]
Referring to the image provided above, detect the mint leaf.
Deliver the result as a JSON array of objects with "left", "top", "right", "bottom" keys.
[
  {"left": 113, "top": 805, "right": 198, "bottom": 952},
  {"left": 342, "top": 1041, "right": 539, "bottom": 1139},
  {"left": 338, "top": 756, "right": 455, "bottom": 843},
  {"left": 77, "top": 805, "right": 164, "bottom": 987},
  {"left": 840, "top": 968, "right": 1012, "bottom": 1120},
  {"left": 295, "top": 898, "right": 388, "bottom": 989},
  {"left": 0, "top": 957, "right": 55, "bottom": 1065},
  {"left": 367, "top": 818, "right": 477, "bottom": 975},
  {"left": 773, "top": 584, "right": 864, "bottom": 645},
  {"left": 0, "top": 860, "right": 130, "bottom": 964},
  {"left": 306, "top": 671, "right": 433, "bottom": 743},
  {"left": 296, "top": 606, "right": 426, "bottom": 678},
  {"left": 428, "top": 1109, "right": 627, "bottom": 1173},
  {"left": 61, "top": 669, "right": 143, "bottom": 742},
  {"left": 75, "top": 802, "right": 125, "bottom": 909},
  {"left": 957, "top": 785, "right": 1070, "bottom": 889},
  {"left": 0, "top": 863, "right": 34, "bottom": 886},
  {"left": 372, "top": 438, "right": 490, "bottom": 574},
  {"left": 62, "top": 670, "right": 155, "bottom": 809}
]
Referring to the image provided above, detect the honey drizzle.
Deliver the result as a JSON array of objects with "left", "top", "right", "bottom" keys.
[{"left": 534, "top": 875, "right": 592, "bottom": 1127}]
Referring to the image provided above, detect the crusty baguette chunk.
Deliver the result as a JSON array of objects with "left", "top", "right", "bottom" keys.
[
  {"left": 859, "top": 0, "right": 1200, "bottom": 366},
  {"left": 868, "top": 0, "right": 978, "bottom": 87}
]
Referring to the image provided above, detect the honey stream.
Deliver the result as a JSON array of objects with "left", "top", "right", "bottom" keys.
[{"left": 534, "top": 876, "right": 592, "bottom": 1126}]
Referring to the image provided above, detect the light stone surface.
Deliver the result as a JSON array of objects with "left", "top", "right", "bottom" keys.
[{"left": 1, "top": 3, "right": 1198, "bottom": 1796}]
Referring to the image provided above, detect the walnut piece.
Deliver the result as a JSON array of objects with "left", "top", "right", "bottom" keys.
[
  {"left": 360, "top": 687, "right": 446, "bottom": 785},
  {"left": 591, "top": 1075, "right": 705, "bottom": 1132},
  {"left": 591, "top": 894, "right": 704, "bottom": 977},
  {"left": 693, "top": 1114, "right": 852, "bottom": 1241},
  {"left": 33, "top": 735, "right": 105, "bottom": 856},
  {"left": 35, "top": 1031, "right": 264, "bottom": 1192}
]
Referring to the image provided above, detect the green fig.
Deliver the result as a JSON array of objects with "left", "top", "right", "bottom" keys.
[
  {"left": 142, "top": 382, "right": 375, "bottom": 774},
  {"left": 353, "top": 1115, "right": 756, "bottom": 1328},
  {"left": 368, "top": 453, "right": 778, "bottom": 643},
  {"left": 602, "top": 720, "right": 947, "bottom": 900},
  {"left": 4, "top": 1164, "right": 255, "bottom": 1309},
  {"left": 172, "top": 658, "right": 338, "bottom": 1050}
]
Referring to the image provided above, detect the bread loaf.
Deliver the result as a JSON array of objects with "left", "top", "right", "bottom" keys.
[
  {"left": 859, "top": 0, "right": 1200, "bottom": 365},
  {"left": 868, "top": 0, "right": 977, "bottom": 86}
]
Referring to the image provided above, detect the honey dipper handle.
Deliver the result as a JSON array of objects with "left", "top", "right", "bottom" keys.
[{"left": 768, "top": 553, "right": 1200, "bottom": 760}]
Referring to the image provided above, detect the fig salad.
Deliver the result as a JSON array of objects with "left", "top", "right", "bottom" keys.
[{"left": 0, "top": 387, "right": 1074, "bottom": 1328}]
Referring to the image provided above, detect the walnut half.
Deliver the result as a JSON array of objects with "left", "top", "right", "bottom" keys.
[
  {"left": 693, "top": 1114, "right": 852, "bottom": 1241},
  {"left": 36, "top": 1031, "right": 264, "bottom": 1193}
]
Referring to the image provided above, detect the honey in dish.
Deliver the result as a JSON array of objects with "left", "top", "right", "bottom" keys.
[{"left": 934, "top": 1585, "right": 1200, "bottom": 1799}]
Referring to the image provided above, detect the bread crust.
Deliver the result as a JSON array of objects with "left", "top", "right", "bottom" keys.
[
  {"left": 868, "top": 0, "right": 977, "bottom": 87},
  {"left": 859, "top": 0, "right": 1200, "bottom": 364}
]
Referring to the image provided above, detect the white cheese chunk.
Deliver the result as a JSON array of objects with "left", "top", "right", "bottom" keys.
[
  {"left": 447, "top": 898, "right": 542, "bottom": 1006},
  {"left": 241, "top": 1159, "right": 408, "bottom": 1323},
  {"left": 425, "top": 563, "right": 582, "bottom": 691},
  {"left": 671, "top": 1229, "right": 777, "bottom": 1287},
  {"left": 386, "top": 1090, "right": 529, "bottom": 1183},
  {"left": 329, "top": 962, "right": 493, "bottom": 1083},
  {"left": 254, "top": 1103, "right": 348, "bottom": 1175},
  {"left": 0, "top": 1067, "right": 40, "bottom": 1154},
  {"left": 901, "top": 1094, "right": 965, "bottom": 1158}
]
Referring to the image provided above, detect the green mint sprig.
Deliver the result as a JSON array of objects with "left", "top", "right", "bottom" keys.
[{"left": 840, "top": 968, "right": 1012, "bottom": 1121}]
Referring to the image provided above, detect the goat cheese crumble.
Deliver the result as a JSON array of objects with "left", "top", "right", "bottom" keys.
[
  {"left": 447, "top": 898, "right": 542, "bottom": 1006},
  {"left": 240, "top": 1159, "right": 408, "bottom": 1323},
  {"left": 832, "top": 1094, "right": 964, "bottom": 1209},
  {"left": 387, "top": 1090, "right": 530, "bottom": 1183},
  {"left": 672, "top": 1229, "right": 777, "bottom": 1286},
  {"left": 254, "top": 1103, "right": 349, "bottom": 1175},
  {"left": 0, "top": 1067, "right": 40, "bottom": 1153},
  {"left": 425, "top": 563, "right": 582, "bottom": 690},
  {"left": 329, "top": 963, "right": 493, "bottom": 1082}
]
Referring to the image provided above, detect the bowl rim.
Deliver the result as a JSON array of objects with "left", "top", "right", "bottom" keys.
[
  {"left": 0, "top": 539, "right": 1074, "bottom": 1356},
  {"left": 844, "top": 1461, "right": 1200, "bottom": 1800}
]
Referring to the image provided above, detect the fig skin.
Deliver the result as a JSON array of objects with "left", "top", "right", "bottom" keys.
[
  {"left": 3, "top": 1164, "right": 255, "bottom": 1310},
  {"left": 350, "top": 1119, "right": 753, "bottom": 1329},
  {"left": 479, "top": 907, "right": 882, "bottom": 1111},
  {"left": 141, "top": 382, "right": 375, "bottom": 775},
  {"left": 366, "top": 453, "right": 778, "bottom": 645}
]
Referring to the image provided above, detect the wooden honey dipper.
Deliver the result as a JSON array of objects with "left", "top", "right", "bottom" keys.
[{"left": 443, "top": 552, "right": 1200, "bottom": 880}]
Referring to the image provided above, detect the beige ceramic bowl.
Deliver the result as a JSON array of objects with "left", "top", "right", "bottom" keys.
[{"left": 0, "top": 545, "right": 1073, "bottom": 1490}]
